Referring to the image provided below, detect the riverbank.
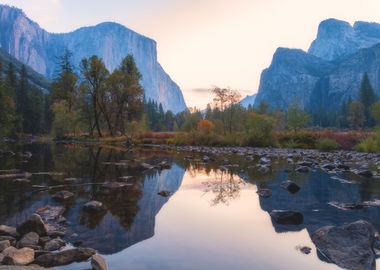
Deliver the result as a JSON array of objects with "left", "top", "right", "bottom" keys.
[{"left": 0, "top": 129, "right": 374, "bottom": 151}]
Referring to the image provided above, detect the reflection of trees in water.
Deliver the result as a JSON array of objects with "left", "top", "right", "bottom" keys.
[{"left": 203, "top": 170, "right": 244, "bottom": 206}]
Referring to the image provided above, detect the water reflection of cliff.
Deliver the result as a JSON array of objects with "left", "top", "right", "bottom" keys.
[
  {"left": 0, "top": 144, "right": 186, "bottom": 255},
  {"left": 255, "top": 168, "right": 380, "bottom": 234},
  {"left": 67, "top": 164, "right": 185, "bottom": 254}
]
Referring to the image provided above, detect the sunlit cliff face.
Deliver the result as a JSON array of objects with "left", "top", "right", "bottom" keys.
[{"left": 2, "top": 0, "right": 380, "bottom": 108}]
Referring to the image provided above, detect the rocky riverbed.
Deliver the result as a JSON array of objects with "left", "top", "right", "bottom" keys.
[{"left": 0, "top": 143, "right": 380, "bottom": 270}]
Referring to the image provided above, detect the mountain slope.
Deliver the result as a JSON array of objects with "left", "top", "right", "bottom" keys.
[
  {"left": 240, "top": 94, "right": 257, "bottom": 108},
  {"left": 0, "top": 48, "right": 50, "bottom": 92},
  {"left": 254, "top": 18, "right": 380, "bottom": 113},
  {"left": 254, "top": 48, "right": 335, "bottom": 110},
  {"left": 0, "top": 5, "right": 186, "bottom": 113}
]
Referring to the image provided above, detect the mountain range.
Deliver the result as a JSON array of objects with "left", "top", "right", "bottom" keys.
[
  {"left": 0, "top": 5, "right": 187, "bottom": 113},
  {"left": 254, "top": 18, "right": 380, "bottom": 113}
]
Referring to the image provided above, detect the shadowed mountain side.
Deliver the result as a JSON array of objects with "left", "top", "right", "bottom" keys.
[
  {"left": 254, "top": 18, "right": 380, "bottom": 113},
  {"left": 64, "top": 164, "right": 185, "bottom": 254},
  {"left": 256, "top": 169, "right": 380, "bottom": 234}
]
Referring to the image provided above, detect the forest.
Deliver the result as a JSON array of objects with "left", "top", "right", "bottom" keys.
[{"left": 0, "top": 51, "right": 380, "bottom": 152}]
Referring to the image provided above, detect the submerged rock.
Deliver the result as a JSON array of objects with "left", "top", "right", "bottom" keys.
[
  {"left": 299, "top": 246, "right": 312, "bottom": 255},
  {"left": 158, "top": 191, "right": 172, "bottom": 197},
  {"left": 2, "top": 247, "right": 35, "bottom": 265},
  {"left": 138, "top": 163, "right": 154, "bottom": 171},
  {"left": 34, "top": 248, "right": 96, "bottom": 267},
  {"left": 256, "top": 189, "right": 272, "bottom": 198},
  {"left": 296, "top": 166, "right": 310, "bottom": 173},
  {"left": 270, "top": 210, "right": 304, "bottom": 225},
  {"left": 281, "top": 180, "right": 301, "bottom": 194},
  {"left": 329, "top": 202, "right": 368, "bottom": 210},
  {"left": 91, "top": 254, "right": 108, "bottom": 270},
  {"left": 311, "top": 220, "right": 377, "bottom": 270},
  {"left": 17, "top": 214, "right": 47, "bottom": 236},
  {"left": 36, "top": 206, "right": 65, "bottom": 222},
  {"left": 158, "top": 161, "right": 171, "bottom": 170},
  {"left": 259, "top": 157, "right": 271, "bottom": 165},
  {"left": 357, "top": 170, "right": 373, "bottom": 178},
  {"left": 83, "top": 201, "right": 105, "bottom": 212},
  {"left": 51, "top": 191, "right": 74, "bottom": 201}
]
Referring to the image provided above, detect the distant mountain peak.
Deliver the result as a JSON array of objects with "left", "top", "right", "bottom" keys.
[
  {"left": 308, "top": 18, "right": 380, "bottom": 61},
  {"left": 316, "top": 18, "right": 353, "bottom": 39},
  {"left": 255, "top": 18, "right": 380, "bottom": 120},
  {"left": 0, "top": 5, "right": 186, "bottom": 113}
]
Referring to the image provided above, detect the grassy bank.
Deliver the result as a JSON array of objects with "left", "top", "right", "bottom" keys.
[{"left": 7, "top": 130, "right": 375, "bottom": 152}]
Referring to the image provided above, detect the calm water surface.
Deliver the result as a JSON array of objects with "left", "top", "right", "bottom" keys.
[{"left": 0, "top": 143, "right": 379, "bottom": 270}]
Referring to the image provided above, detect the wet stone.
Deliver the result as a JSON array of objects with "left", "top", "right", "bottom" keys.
[
  {"left": 270, "top": 210, "right": 304, "bottom": 225},
  {"left": 17, "top": 232, "right": 39, "bottom": 249},
  {"left": 51, "top": 190, "right": 74, "bottom": 201},
  {"left": 281, "top": 181, "right": 301, "bottom": 194},
  {"left": 91, "top": 254, "right": 108, "bottom": 270},
  {"left": 2, "top": 247, "right": 35, "bottom": 266},
  {"left": 17, "top": 214, "right": 47, "bottom": 236},
  {"left": 158, "top": 191, "right": 172, "bottom": 197},
  {"left": 0, "top": 240, "right": 10, "bottom": 252},
  {"left": 44, "top": 237, "right": 66, "bottom": 251},
  {"left": 83, "top": 201, "right": 105, "bottom": 212},
  {"left": 34, "top": 247, "right": 96, "bottom": 267},
  {"left": 256, "top": 189, "right": 272, "bottom": 198}
]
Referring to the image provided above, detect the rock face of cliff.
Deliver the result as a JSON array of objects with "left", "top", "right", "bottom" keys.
[
  {"left": 0, "top": 5, "right": 187, "bottom": 113},
  {"left": 240, "top": 94, "right": 257, "bottom": 108},
  {"left": 255, "top": 18, "right": 380, "bottom": 112}
]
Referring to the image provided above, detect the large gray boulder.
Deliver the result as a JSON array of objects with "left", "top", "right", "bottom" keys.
[{"left": 311, "top": 220, "right": 377, "bottom": 270}]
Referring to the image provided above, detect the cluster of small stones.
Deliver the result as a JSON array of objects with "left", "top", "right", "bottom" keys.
[
  {"left": 0, "top": 213, "right": 107, "bottom": 269},
  {"left": 0, "top": 149, "right": 177, "bottom": 269},
  {"left": 152, "top": 145, "right": 379, "bottom": 178}
]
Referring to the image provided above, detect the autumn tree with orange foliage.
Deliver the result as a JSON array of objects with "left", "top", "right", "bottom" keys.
[{"left": 197, "top": 119, "right": 215, "bottom": 134}]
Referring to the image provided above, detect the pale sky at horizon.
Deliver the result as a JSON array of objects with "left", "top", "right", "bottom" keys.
[{"left": 1, "top": 0, "right": 380, "bottom": 108}]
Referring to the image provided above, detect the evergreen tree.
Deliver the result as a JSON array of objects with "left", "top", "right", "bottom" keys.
[
  {"left": 359, "top": 73, "right": 376, "bottom": 127},
  {"left": 16, "top": 65, "right": 29, "bottom": 132},
  {"left": 52, "top": 49, "right": 78, "bottom": 111}
]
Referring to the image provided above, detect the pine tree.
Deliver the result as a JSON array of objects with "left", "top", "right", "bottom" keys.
[
  {"left": 16, "top": 65, "right": 29, "bottom": 132},
  {"left": 359, "top": 73, "right": 376, "bottom": 127}
]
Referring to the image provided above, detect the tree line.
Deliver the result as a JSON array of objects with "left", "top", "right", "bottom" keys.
[
  {"left": 0, "top": 52, "right": 379, "bottom": 140},
  {"left": 0, "top": 62, "right": 47, "bottom": 136}
]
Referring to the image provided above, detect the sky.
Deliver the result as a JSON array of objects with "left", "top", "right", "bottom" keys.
[{"left": 1, "top": 0, "right": 380, "bottom": 108}]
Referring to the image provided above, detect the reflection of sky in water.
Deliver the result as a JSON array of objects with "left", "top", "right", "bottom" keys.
[
  {"left": 1, "top": 144, "right": 378, "bottom": 270},
  {"left": 89, "top": 169, "right": 343, "bottom": 270}
]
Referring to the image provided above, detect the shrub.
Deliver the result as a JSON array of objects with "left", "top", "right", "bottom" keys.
[
  {"left": 172, "top": 131, "right": 223, "bottom": 146},
  {"left": 277, "top": 132, "right": 317, "bottom": 149},
  {"left": 316, "top": 138, "right": 340, "bottom": 151},
  {"left": 197, "top": 119, "right": 215, "bottom": 134},
  {"left": 245, "top": 112, "right": 277, "bottom": 147},
  {"left": 356, "top": 134, "right": 380, "bottom": 153}
]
